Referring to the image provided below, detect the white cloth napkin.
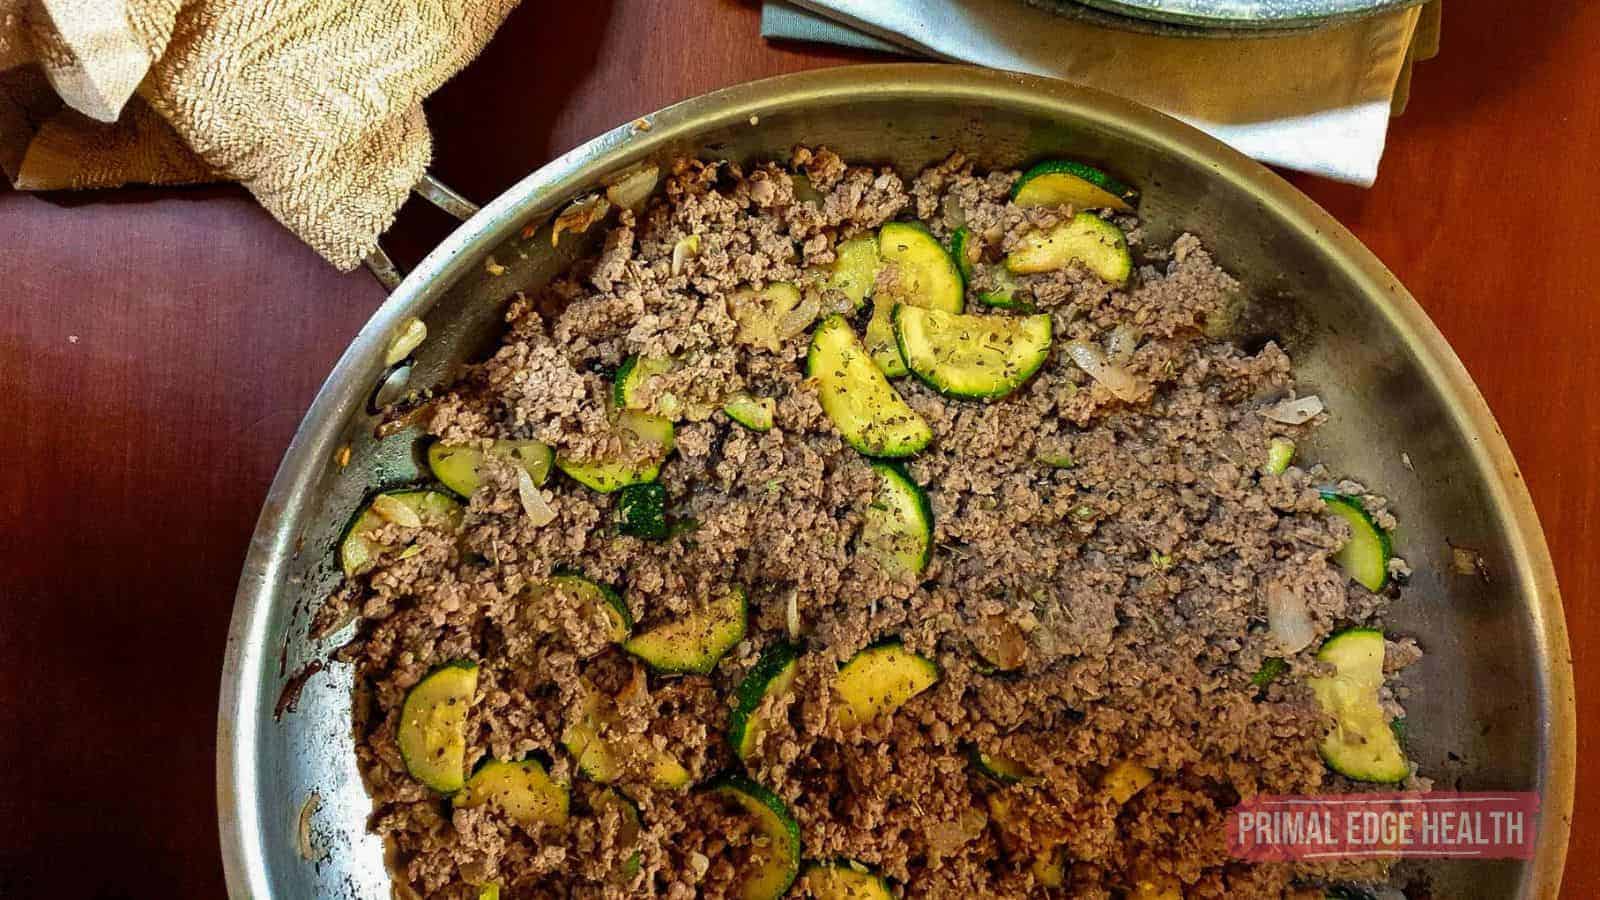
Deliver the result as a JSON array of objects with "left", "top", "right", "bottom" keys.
[{"left": 762, "top": 0, "right": 1426, "bottom": 186}]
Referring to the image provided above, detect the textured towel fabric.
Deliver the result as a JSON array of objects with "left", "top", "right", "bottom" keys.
[
  {"left": 0, "top": 0, "right": 518, "bottom": 271},
  {"left": 762, "top": 0, "right": 1433, "bottom": 186}
]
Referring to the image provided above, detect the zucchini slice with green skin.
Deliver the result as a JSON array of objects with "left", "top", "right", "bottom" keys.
[
  {"left": 1102, "top": 760, "right": 1155, "bottom": 805},
  {"left": 894, "top": 304, "right": 1053, "bottom": 401},
  {"left": 949, "top": 227, "right": 980, "bottom": 282},
  {"left": 834, "top": 642, "right": 940, "bottom": 728},
  {"left": 616, "top": 482, "right": 669, "bottom": 540},
  {"left": 427, "top": 439, "right": 553, "bottom": 498},
  {"left": 802, "top": 859, "right": 894, "bottom": 900},
  {"left": 397, "top": 661, "right": 477, "bottom": 793},
  {"left": 807, "top": 315, "right": 932, "bottom": 458},
  {"left": 341, "top": 489, "right": 463, "bottom": 576},
  {"left": 729, "top": 643, "right": 801, "bottom": 761},
  {"left": 614, "top": 355, "right": 684, "bottom": 418},
  {"left": 541, "top": 573, "right": 632, "bottom": 643},
  {"left": 593, "top": 788, "right": 644, "bottom": 880},
  {"left": 1011, "top": 159, "right": 1137, "bottom": 212},
  {"left": 705, "top": 774, "right": 802, "bottom": 900},
  {"left": 562, "top": 692, "right": 692, "bottom": 789},
  {"left": 867, "top": 222, "right": 965, "bottom": 376},
  {"left": 1005, "top": 212, "right": 1132, "bottom": 286},
  {"left": 556, "top": 410, "right": 675, "bottom": 493},
  {"left": 724, "top": 392, "right": 776, "bottom": 432},
  {"left": 1264, "top": 437, "right": 1296, "bottom": 475},
  {"left": 827, "top": 235, "right": 881, "bottom": 310},
  {"left": 1321, "top": 492, "right": 1392, "bottom": 592},
  {"left": 623, "top": 585, "right": 747, "bottom": 675},
  {"left": 453, "top": 757, "right": 569, "bottom": 827},
  {"left": 1307, "top": 628, "right": 1410, "bottom": 783},
  {"left": 971, "top": 747, "right": 1038, "bottom": 785},
  {"left": 859, "top": 461, "right": 933, "bottom": 578},
  {"left": 977, "top": 266, "right": 1027, "bottom": 310}
]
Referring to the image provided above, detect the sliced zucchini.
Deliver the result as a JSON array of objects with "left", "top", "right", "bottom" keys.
[
  {"left": 427, "top": 439, "right": 553, "bottom": 498},
  {"left": 340, "top": 489, "right": 462, "bottom": 576},
  {"left": 1321, "top": 493, "right": 1392, "bottom": 592},
  {"left": 977, "top": 266, "right": 1027, "bottom": 310},
  {"left": 728, "top": 282, "right": 818, "bottom": 352},
  {"left": 729, "top": 643, "right": 801, "bottom": 761},
  {"left": 827, "top": 235, "right": 881, "bottom": 310},
  {"left": 540, "top": 573, "right": 631, "bottom": 644},
  {"left": 1264, "top": 437, "right": 1296, "bottom": 475},
  {"left": 724, "top": 392, "right": 776, "bottom": 432},
  {"left": 833, "top": 642, "right": 940, "bottom": 729},
  {"left": 563, "top": 692, "right": 693, "bottom": 789},
  {"left": 893, "top": 304, "right": 1052, "bottom": 401},
  {"left": 617, "top": 482, "right": 669, "bottom": 540},
  {"left": 397, "top": 661, "right": 477, "bottom": 793},
  {"left": 556, "top": 410, "right": 675, "bottom": 493},
  {"left": 949, "top": 227, "right": 980, "bottom": 282},
  {"left": 1101, "top": 761, "right": 1155, "bottom": 805},
  {"left": 1030, "top": 847, "right": 1067, "bottom": 889},
  {"left": 453, "top": 758, "right": 569, "bottom": 828},
  {"left": 858, "top": 461, "right": 933, "bottom": 578},
  {"left": 623, "top": 585, "right": 747, "bottom": 675},
  {"left": 476, "top": 884, "right": 500, "bottom": 900},
  {"left": 1307, "top": 628, "right": 1410, "bottom": 783},
  {"left": 971, "top": 747, "right": 1038, "bottom": 785},
  {"left": 802, "top": 859, "right": 894, "bottom": 900},
  {"left": 1011, "top": 159, "right": 1137, "bottom": 213},
  {"left": 615, "top": 355, "right": 685, "bottom": 419},
  {"left": 706, "top": 774, "right": 802, "bottom": 900},
  {"left": 807, "top": 315, "right": 932, "bottom": 458},
  {"left": 1005, "top": 212, "right": 1132, "bottom": 286},
  {"left": 867, "top": 222, "right": 965, "bottom": 376},
  {"left": 593, "top": 788, "right": 644, "bottom": 880}
]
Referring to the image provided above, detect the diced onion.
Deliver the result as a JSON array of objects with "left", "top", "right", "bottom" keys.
[
  {"left": 1065, "top": 339, "right": 1147, "bottom": 403},
  {"left": 784, "top": 589, "right": 800, "bottom": 640},
  {"left": 775, "top": 290, "right": 822, "bottom": 340},
  {"left": 552, "top": 194, "right": 611, "bottom": 246},
  {"left": 1261, "top": 394, "right": 1325, "bottom": 425},
  {"left": 297, "top": 792, "right": 322, "bottom": 861},
  {"left": 603, "top": 164, "right": 660, "bottom": 211},
  {"left": 1265, "top": 582, "right": 1317, "bottom": 654},
  {"left": 941, "top": 193, "right": 968, "bottom": 228},
  {"left": 1106, "top": 323, "right": 1143, "bottom": 366},
  {"left": 370, "top": 494, "right": 422, "bottom": 528},
  {"left": 671, "top": 234, "right": 700, "bottom": 275},
  {"left": 517, "top": 468, "right": 556, "bottom": 526}
]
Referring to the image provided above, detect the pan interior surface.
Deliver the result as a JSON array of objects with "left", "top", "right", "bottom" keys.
[{"left": 216, "top": 65, "right": 1571, "bottom": 900}]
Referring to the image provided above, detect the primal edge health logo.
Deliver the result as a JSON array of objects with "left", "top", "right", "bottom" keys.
[{"left": 1229, "top": 793, "right": 1540, "bottom": 861}]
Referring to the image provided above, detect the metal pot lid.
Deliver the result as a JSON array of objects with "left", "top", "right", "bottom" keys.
[{"left": 1038, "top": 0, "right": 1425, "bottom": 31}]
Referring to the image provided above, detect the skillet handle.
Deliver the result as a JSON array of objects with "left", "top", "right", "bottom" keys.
[{"left": 362, "top": 174, "right": 481, "bottom": 290}]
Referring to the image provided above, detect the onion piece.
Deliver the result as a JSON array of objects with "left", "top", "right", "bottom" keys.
[
  {"left": 941, "top": 192, "right": 968, "bottom": 228},
  {"left": 384, "top": 317, "right": 427, "bottom": 366},
  {"left": 671, "top": 234, "right": 700, "bottom": 275},
  {"left": 603, "top": 164, "right": 660, "bottom": 211},
  {"left": 1261, "top": 394, "right": 1325, "bottom": 425},
  {"left": 370, "top": 494, "right": 423, "bottom": 528},
  {"left": 551, "top": 194, "right": 611, "bottom": 246},
  {"left": 1065, "top": 339, "right": 1147, "bottom": 403},
  {"left": 1106, "top": 323, "right": 1143, "bottom": 366},
  {"left": 1265, "top": 582, "right": 1317, "bottom": 654},
  {"left": 297, "top": 792, "right": 323, "bottom": 861},
  {"left": 775, "top": 290, "right": 822, "bottom": 340},
  {"left": 784, "top": 589, "right": 800, "bottom": 641},
  {"left": 517, "top": 468, "right": 556, "bottom": 526}
]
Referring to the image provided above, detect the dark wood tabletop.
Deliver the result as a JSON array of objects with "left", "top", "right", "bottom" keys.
[{"left": 1, "top": 1, "right": 1594, "bottom": 896}]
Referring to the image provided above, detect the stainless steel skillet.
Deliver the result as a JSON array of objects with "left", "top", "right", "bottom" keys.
[{"left": 217, "top": 64, "right": 1573, "bottom": 898}]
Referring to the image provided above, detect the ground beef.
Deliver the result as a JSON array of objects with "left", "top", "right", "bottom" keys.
[{"left": 329, "top": 150, "right": 1418, "bottom": 899}]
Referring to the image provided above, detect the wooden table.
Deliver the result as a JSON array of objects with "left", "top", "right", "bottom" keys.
[{"left": 1, "top": 1, "right": 1593, "bottom": 895}]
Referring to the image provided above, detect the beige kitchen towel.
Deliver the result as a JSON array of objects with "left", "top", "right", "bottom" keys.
[{"left": 0, "top": 0, "right": 519, "bottom": 270}]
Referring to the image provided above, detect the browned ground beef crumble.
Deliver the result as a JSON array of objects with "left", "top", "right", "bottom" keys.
[{"left": 320, "top": 148, "right": 1423, "bottom": 899}]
